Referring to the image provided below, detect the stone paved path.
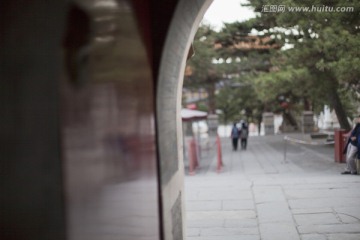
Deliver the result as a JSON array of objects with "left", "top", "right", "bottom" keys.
[{"left": 185, "top": 134, "right": 360, "bottom": 240}]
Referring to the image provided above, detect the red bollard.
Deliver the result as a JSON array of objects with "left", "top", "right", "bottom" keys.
[
  {"left": 188, "top": 138, "right": 198, "bottom": 175},
  {"left": 216, "top": 135, "right": 223, "bottom": 173},
  {"left": 334, "top": 129, "right": 348, "bottom": 163}
]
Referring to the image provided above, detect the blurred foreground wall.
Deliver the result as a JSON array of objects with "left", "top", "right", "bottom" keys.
[{"left": 0, "top": 0, "right": 211, "bottom": 239}]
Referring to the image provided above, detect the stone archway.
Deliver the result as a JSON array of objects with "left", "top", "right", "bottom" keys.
[{"left": 155, "top": 0, "right": 213, "bottom": 239}]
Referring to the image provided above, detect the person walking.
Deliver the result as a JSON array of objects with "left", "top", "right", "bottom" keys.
[
  {"left": 230, "top": 122, "right": 240, "bottom": 151},
  {"left": 341, "top": 116, "right": 360, "bottom": 175},
  {"left": 240, "top": 122, "right": 249, "bottom": 150}
]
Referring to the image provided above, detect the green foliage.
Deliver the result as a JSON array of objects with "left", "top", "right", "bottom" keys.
[
  {"left": 184, "top": 24, "right": 224, "bottom": 89},
  {"left": 216, "top": 87, "right": 242, "bottom": 123},
  {"left": 254, "top": 0, "right": 360, "bottom": 96},
  {"left": 242, "top": 0, "right": 360, "bottom": 129},
  {"left": 184, "top": 24, "right": 229, "bottom": 113},
  {"left": 197, "top": 102, "right": 209, "bottom": 113},
  {"left": 184, "top": 0, "right": 360, "bottom": 129},
  {"left": 215, "top": 75, "right": 265, "bottom": 124}
]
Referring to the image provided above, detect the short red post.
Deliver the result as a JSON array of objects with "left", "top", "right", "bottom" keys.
[
  {"left": 334, "top": 129, "right": 347, "bottom": 163},
  {"left": 216, "top": 134, "right": 223, "bottom": 173},
  {"left": 188, "top": 138, "right": 198, "bottom": 175}
]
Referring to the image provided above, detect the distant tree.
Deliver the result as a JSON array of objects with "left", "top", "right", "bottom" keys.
[
  {"left": 216, "top": 87, "right": 242, "bottom": 124},
  {"left": 242, "top": 0, "right": 360, "bottom": 130},
  {"left": 184, "top": 24, "right": 226, "bottom": 113},
  {"left": 214, "top": 20, "right": 299, "bottom": 129},
  {"left": 215, "top": 79, "right": 259, "bottom": 121},
  {"left": 186, "top": 0, "right": 360, "bottom": 131}
]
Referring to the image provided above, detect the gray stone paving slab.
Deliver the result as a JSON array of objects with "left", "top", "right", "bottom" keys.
[
  {"left": 201, "top": 227, "right": 258, "bottom": 236},
  {"left": 291, "top": 208, "right": 333, "bottom": 215},
  {"left": 185, "top": 191, "right": 199, "bottom": 201},
  {"left": 185, "top": 179, "right": 251, "bottom": 189},
  {"left": 294, "top": 213, "right": 340, "bottom": 226},
  {"left": 224, "top": 219, "right": 258, "bottom": 228},
  {"left": 186, "top": 228, "right": 200, "bottom": 237},
  {"left": 289, "top": 197, "right": 360, "bottom": 209},
  {"left": 327, "top": 233, "right": 360, "bottom": 240},
  {"left": 186, "top": 210, "right": 256, "bottom": 220},
  {"left": 187, "top": 235, "right": 260, "bottom": 240},
  {"left": 252, "top": 149, "right": 279, "bottom": 174},
  {"left": 334, "top": 207, "right": 360, "bottom": 220},
  {"left": 252, "top": 177, "right": 308, "bottom": 186},
  {"left": 186, "top": 219, "right": 224, "bottom": 228},
  {"left": 222, "top": 199, "right": 254, "bottom": 210},
  {"left": 186, "top": 182, "right": 250, "bottom": 190},
  {"left": 281, "top": 179, "right": 360, "bottom": 189},
  {"left": 284, "top": 188, "right": 360, "bottom": 199},
  {"left": 185, "top": 135, "right": 360, "bottom": 240},
  {"left": 259, "top": 222, "right": 300, "bottom": 240},
  {"left": 197, "top": 190, "right": 253, "bottom": 200},
  {"left": 257, "top": 202, "right": 294, "bottom": 224},
  {"left": 298, "top": 223, "right": 360, "bottom": 234},
  {"left": 300, "top": 233, "right": 327, "bottom": 240},
  {"left": 253, "top": 186, "right": 286, "bottom": 203},
  {"left": 241, "top": 153, "right": 264, "bottom": 174},
  {"left": 338, "top": 213, "right": 360, "bottom": 224},
  {"left": 186, "top": 201, "right": 222, "bottom": 211}
]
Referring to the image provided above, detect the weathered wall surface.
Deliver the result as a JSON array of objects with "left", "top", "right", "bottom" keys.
[
  {"left": 1, "top": 1, "right": 161, "bottom": 239},
  {"left": 156, "top": 0, "right": 213, "bottom": 239},
  {"left": 0, "top": 0, "right": 213, "bottom": 239},
  {"left": 61, "top": 1, "right": 161, "bottom": 239},
  {"left": 0, "top": 1, "right": 67, "bottom": 239}
]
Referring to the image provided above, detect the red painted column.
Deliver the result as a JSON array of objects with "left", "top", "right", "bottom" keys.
[
  {"left": 189, "top": 138, "right": 199, "bottom": 175},
  {"left": 334, "top": 129, "right": 347, "bottom": 163},
  {"left": 216, "top": 135, "right": 223, "bottom": 173}
]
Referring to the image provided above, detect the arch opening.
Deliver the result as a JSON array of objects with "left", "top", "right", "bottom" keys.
[{"left": 156, "top": 1, "right": 359, "bottom": 240}]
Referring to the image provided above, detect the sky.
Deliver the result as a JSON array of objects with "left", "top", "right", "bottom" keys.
[{"left": 202, "top": 0, "right": 256, "bottom": 31}]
